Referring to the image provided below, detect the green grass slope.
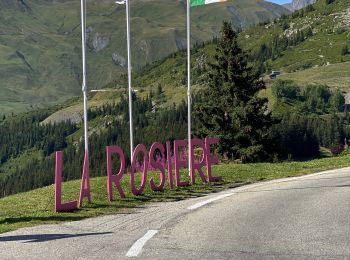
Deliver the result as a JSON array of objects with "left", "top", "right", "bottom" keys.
[
  {"left": 279, "top": 61, "right": 350, "bottom": 91},
  {"left": 239, "top": 0, "right": 350, "bottom": 76},
  {"left": 0, "top": 0, "right": 289, "bottom": 114}
]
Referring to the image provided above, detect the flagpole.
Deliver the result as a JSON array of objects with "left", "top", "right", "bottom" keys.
[
  {"left": 187, "top": 0, "right": 192, "bottom": 174},
  {"left": 126, "top": 0, "right": 134, "bottom": 160},
  {"left": 81, "top": 0, "right": 89, "bottom": 155}
]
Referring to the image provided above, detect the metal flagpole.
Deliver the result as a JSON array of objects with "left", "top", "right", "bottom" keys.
[
  {"left": 81, "top": 0, "right": 88, "bottom": 155},
  {"left": 186, "top": 0, "right": 192, "bottom": 174},
  {"left": 77, "top": 0, "right": 91, "bottom": 207},
  {"left": 126, "top": 0, "right": 134, "bottom": 160}
]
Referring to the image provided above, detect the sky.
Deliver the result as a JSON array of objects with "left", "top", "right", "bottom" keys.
[{"left": 267, "top": 0, "right": 292, "bottom": 4}]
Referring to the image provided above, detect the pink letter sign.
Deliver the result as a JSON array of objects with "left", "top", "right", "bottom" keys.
[
  {"left": 174, "top": 140, "right": 189, "bottom": 187},
  {"left": 205, "top": 137, "right": 222, "bottom": 182},
  {"left": 78, "top": 151, "right": 91, "bottom": 207},
  {"left": 53, "top": 137, "right": 223, "bottom": 212},
  {"left": 190, "top": 138, "right": 207, "bottom": 184},
  {"left": 55, "top": 151, "right": 77, "bottom": 212},
  {"left": 130, "top": 144, "right": 149, "bottom": 195},
  {"left": 106, "top": 145, "right": 126, "bottom": 200},
  {"left": 149, "top": 142, "right": 165, "bottom": 191},
  {"left": 166, "top": 141, "right": 174, "bottom": 190}
]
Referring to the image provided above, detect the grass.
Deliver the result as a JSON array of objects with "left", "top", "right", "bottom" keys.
[
  {"left": 279, "top": 62, "right": 350, "bottom": 92},
  {"left": 1, "top": 154, "right": 350, "bottom": 234},
  {"left": 239, "top": 0, "right": 350, "bottom": 83}
]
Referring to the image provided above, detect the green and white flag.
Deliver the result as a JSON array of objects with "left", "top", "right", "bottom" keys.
[{"left": 190, "top": 0, "right": 227, "bottom": 7}]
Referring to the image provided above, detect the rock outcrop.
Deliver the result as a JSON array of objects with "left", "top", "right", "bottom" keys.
[
  {"left": 283, "top": 0, "right": 317, "bottom": 11},
  {"left": 112, "top": 53, "right": 126, "bottom": 67},
  {"left": 86, "top": 27, "right": 110, "bottom": 52}
]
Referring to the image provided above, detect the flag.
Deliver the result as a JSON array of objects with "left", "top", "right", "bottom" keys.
[{"left": 190, "top": 0, "right": 227, "bottom": 7}]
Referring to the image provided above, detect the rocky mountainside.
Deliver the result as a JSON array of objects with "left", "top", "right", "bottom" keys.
[
  {"left": 0, "top": 0, "right": 289, "bottom": 115},
  {"left": 283, "top": 0, "right": 317, "bottom": 11}
]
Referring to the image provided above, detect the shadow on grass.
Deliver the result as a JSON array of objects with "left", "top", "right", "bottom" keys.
[
  {"left": 134, "top": 183, "right": 241, "bottom": 202},
  {"left": 0, "top": 232, "right": 112, "bottom": 243},
  {"left": 0, "top": 215, "right": 86, "bottom": 225}
]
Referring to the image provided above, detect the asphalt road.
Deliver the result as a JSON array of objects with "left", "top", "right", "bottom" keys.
[{"left": 0, "top": 168, "right": 349, "bottom": 260}]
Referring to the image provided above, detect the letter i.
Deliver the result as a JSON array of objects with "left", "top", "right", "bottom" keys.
[{"left": 166, "top": 141, "right": 174, "bottom": 190}]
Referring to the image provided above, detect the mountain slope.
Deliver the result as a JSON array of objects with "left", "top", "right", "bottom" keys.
[
  {"left": 0, "top": 0, "right": 289, "bottom": 115},
  {"left": 283, "top": 0, "right": 317, "bottom": 11},
  {"left": 240, "top": 0, "right": 350, "bottom": 84},
  {"left": 43, "top": 0, "right": 350, "bottom": 124}
]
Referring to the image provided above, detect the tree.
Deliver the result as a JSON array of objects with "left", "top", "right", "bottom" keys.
[
  {"left": 194, "top": 22, "right": 275, "bottom": 162},
  {"left": 341, "top": 45, "right": 349, "bottom": 56},
  {"left": 272, "top": 80, "right": 300, "bottom": 101},
  {"left": 329, "top": 91, "right": 345, "bottom": 112}
]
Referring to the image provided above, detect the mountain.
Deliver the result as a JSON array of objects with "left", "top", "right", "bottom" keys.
[
  {"left": 42, "top": 0, "right": 350, "bottom": 124},
  {"left": 283, "top": 0, "right": 317, "bottom": 11},
  {"left": 0, "top": 0, "right": 289, "bottom": 115}
]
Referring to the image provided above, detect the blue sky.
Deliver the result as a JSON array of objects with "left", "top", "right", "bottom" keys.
[{"left": 267, "top": 0, "right": 292, "bottom": 4}]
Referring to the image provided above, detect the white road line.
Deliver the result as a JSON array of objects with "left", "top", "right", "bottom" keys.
[
  {"left": 187, "top": 183, "right": 264, "bottom": 210},
  {"left": 187, "top": 167, "right": 350, "bottom": 211},
  {"left": 126, "top": 230, "right": 159, "bottom": 257},
  {"left": 187, "top": 193, "right": 233, "bottom": 210}
]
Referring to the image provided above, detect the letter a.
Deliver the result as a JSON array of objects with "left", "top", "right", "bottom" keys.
[{"left": 78, "top": 150, "right": 91, "bottom": 207}]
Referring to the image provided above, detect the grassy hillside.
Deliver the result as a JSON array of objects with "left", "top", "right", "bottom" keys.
[
  {"left": 278, "top": 61, "right": 350, "bottom": 91},
  {"left": 42, "top": 44, "right": 216, "bottom": 124},
  {"left": 239, "top": 0, "right": 350, "bottom": 75},
  {"left": 0, "top": 0, "right": 288, "bottom": 114},
  {"left": 1, "top": 155, "right": 350, "bottom": 233},
  {"left": 43, "top": 0, "right": 350, "bottom": 123}
]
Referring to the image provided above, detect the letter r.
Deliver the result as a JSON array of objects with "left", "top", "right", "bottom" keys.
[{"left": 106, "top": 145, "right": 126, "bottom": 200}]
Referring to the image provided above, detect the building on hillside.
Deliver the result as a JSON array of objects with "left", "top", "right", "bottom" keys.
[{"left": 269, "top": 70, "right": 281, "bottom": 79}]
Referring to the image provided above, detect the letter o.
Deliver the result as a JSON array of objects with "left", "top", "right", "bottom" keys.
[
  {"left": 149, "top": 142, "right": 165, "bottom": 191},
  {"left": 130, "top": 144, "right": 149, "bottom": 195}
]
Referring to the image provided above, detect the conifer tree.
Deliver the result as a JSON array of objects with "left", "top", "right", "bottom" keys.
[{"left": 194, "top": 22, "right": 274, "bottom": 162}]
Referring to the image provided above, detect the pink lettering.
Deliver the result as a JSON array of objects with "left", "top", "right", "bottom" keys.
[
  {"left": 130, "top": 144, "right": 149, "bottom": 195},
  {"left": 174, "top": 140, "right": 189, "bottom": 187},
  {"left": 166, "top": 141, "right": 174, "bottom": 190},
  {"left": 54, "top": 151, "right": 77, "bottom": 212},
  {"left": 78, "top": 151, "right": 91, "bottom": 207},
  {"left": 205, "top": 137, "right": 222, "bottom": 182},
  {"left": 190, "top": 138, "right": 207, "bottom": 184},
  {"left": 149, "top": 142, "right": 165, "bottom": 191},
  {"left": 106, "top": 145, "right": 126, "bottom": 200},
  {"left": 53, "top": 137, "right": 222, "bottom": 212}
]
